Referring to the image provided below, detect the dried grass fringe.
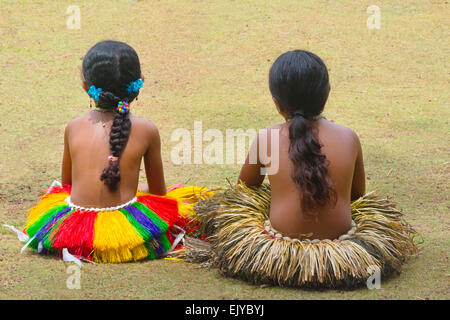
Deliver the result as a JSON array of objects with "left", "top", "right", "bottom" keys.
[{"left": 175, "top": 183, "right": 419, "bottom": 288}]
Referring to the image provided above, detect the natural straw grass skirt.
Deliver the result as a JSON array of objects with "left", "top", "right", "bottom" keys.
[{"left": 178, "top": 183, "right": 419, "bottom": 288}]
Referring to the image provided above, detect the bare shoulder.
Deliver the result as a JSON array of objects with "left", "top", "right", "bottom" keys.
[
  {"left": 254, "top": 123, "right": 284, "bottom": 147},
  {"left": 257, "top": 123, "right": 284, "bottom": 137},
  {"left": 130, "top": 115, "right": 160, "bottom": 140},
  {"left": 265, "top": 123, "right": 284, "bottom": 131},
  {"left": 65, "top": 113, "right": 90, "bottom": 134},
  {"left": 320, "top": 118, "right": 360, "bottom": 144}
]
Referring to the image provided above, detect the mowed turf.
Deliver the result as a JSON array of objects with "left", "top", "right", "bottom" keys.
[{"left": 0, "top": 0, "right": 448, "bottom": 299}]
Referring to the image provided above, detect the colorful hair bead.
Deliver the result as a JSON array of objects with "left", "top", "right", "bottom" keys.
[
  {"left": 117, "top": 101, "right": 129, "bottom": 114},
  {"left": 126, "top": 78, "right": 143, "bottom": 94},
  {"left": 87, "top": 85, "right": 102, "bottom": 101}
]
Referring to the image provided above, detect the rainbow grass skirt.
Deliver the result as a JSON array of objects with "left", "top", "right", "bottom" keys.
[{"left": 21, "top": 184, "right": 211, "bottom": 263}]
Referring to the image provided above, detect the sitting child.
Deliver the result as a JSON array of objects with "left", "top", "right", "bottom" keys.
[
  {"left": 186, "top": 50, "right": 418, "bottom": 288},
  {"left": 239, "top": 49, "right": 364, "bottom": 240},
  {"left": 12, "top": 40, "right": 203, "bottom": 263}
]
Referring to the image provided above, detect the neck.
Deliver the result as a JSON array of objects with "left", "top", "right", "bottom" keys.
[
  {"left": 94, "top": 107, "right": 113, "bottom": 113},
  {"left": 285, "top": 113, "right": 324, "bottom": 122}
]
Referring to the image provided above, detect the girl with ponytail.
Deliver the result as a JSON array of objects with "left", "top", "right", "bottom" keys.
[
  {"left": 239, "top": 50, "right": 366, "bottom": 240},
  {"left": 18, "top": 41, "right": 203, "bottom": 264},
  {"left": 176, "top": 50, "right": 416, "bottom": 288},
  {"left": 187, "top": 51, "right": 416, "bottom": 287}
]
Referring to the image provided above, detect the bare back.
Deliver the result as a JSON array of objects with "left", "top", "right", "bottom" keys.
[
  {"left": 62, "top": 110, "right": 166, "bottom": 207},
  {"left": 239, "top": 118, "right": 365, "bottom": 240}
]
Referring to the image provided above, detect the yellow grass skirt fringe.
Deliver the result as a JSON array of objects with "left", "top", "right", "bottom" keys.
[
  {"left": 18, "top": 183, "right": 213, "bottom": 264},
  {"left": 168, "top": 185, "right": 215, "bottom": 219},
  {"left": 176, "top": 183, "right": 419, "bottom": 288}
]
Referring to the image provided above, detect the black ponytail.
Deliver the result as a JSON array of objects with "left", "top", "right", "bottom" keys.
[
  {"left": 269, "top": 50, "right": 336, "bottom": 215},
  {"left": 288, "top": 115, "right": 336, "bottom": 214},
  {"left": 82, "top": 40, "right": 141, "bottom": 191}
]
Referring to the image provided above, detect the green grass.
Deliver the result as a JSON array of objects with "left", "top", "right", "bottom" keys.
[{"left": 0, "top": 0, "right": 449, "bottom": 299}]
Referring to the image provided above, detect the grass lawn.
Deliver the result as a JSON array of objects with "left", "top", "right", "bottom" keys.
[{"left": 0, "top": 0, "right": 448, "bottom": 299}]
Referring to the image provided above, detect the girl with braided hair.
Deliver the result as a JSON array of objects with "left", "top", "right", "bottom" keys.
[{"left": 14, "top": 41, "right": 208, "bottom": 263}]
